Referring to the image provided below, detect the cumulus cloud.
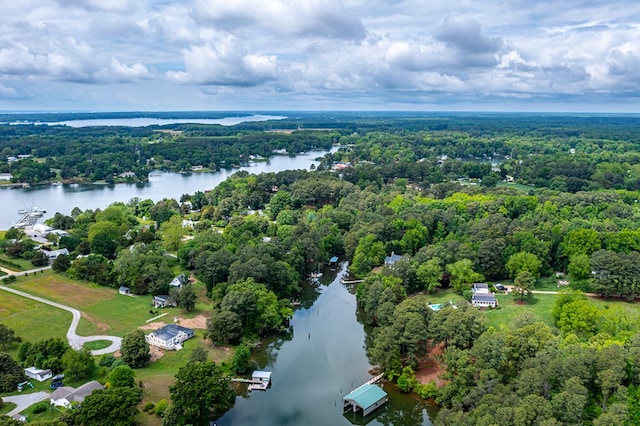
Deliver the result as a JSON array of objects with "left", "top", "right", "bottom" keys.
[
  {"left": 0, "top": 0, "right": 640, "bottom": 110},
  {"left": 436, "top": 17, "right": 503, "bottom": 67},
  {"left": 167, "top": 37, "right": 278, "bottom": 86},
  {"left": 192, "top": 0, "right": 366, "bottom": 40}
]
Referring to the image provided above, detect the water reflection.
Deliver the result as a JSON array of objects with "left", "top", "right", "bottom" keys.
[{"left": 216, "top": 263, "right": 434, "bottom": 426}]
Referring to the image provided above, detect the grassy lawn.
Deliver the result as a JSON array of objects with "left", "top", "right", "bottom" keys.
[
  {"left": 0, "top": 402, "right": 17, "bottom": 416},
  {"left": 83, "top": 340, "right": 113, "bottom": 351},
  {"left": 422, "top": 288, "right": 467, "bottom": 306},
  {"left": 9, "top": 270, "right": 170, "bottom": 337},
  {"left": 0, "top": 254, "right": 34, "bottom": 271},
  {"left": 0, "top": 290, "right": 72, "bottom": 356},
  {"left": 486, "top": 293, "right": 557, "bottom": 329},
  {"left": 21, "top": 402, "right": 62, "bottom": 423}
]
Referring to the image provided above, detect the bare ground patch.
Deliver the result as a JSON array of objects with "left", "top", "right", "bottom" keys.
[
  {"left": 415, "top": 342, "right": 447, "bottom": 387},
  {"left": 138, "top": 321, "right": 167, "bottom": 331},
  {"left": 138, "top": 314, "right": 209, "bottom": 332},
  {"left": 81, "top": 312, "right": 110, "bottom": 333},
  {"left": 149, "top": 345, "right": 165, "bottom": 362}
]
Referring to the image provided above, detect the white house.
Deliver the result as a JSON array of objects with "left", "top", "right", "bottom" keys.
[
  {"left": 33, "top": 223, "right": 53, "bottom": 234},
  {"left": 0, "top": 172, "right": 12, "bottom": 181},
  {"left": 153, "top": 295, "right": 176, "bottom": 308},
  {"left": 145, "top": 324, "right": 195, "bottom": 350},
  {"left": 50, "top": 381, "right": 104, "bottom": 408},
  {"left": 169, "top": 274, "right": 188, "bottom": 288},
  {"left": 471, "top": 283, "right": 497, "bottom": 308},
  {"left": 24, "top": 367, "right": 52, "bottom": 382},
  {"left": 41, "top": 248, "right": 69, "bottom": 261}
]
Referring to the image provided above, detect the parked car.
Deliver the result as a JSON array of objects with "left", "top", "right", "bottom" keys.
[
  {"left": 495, "top": 283, "right": 506, "bottom": 291},
  {"left": 50, "top": 374, "right": 64, "bottom": 389}
]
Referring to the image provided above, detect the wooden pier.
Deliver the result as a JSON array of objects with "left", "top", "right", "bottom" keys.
[
  {"left": 232, "top": 370, "right": 272, "bottom": 391},
  {"left": 340, "top": 278, "right": 364, "bottom": 284},
  {"left": 351, "top": 373, "right": 384, "bottom": 392}
]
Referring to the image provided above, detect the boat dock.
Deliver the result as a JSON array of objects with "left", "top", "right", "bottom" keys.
[
  {"left": 232, "top": 370, "right": 272, "bottom": 391},
  {"left": 343, "top": 374, "right": 387, "bottom": 417},
  {"left": 13, "top": 208, "right": 45, "bottom": 228}
]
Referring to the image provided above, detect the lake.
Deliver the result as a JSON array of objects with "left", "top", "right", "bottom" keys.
[
  {"left": 0, "top": 151, "right": 329, "bottom": 230},
  {"left": 217, "top": 263, "right": 435, "bottom": 426}
]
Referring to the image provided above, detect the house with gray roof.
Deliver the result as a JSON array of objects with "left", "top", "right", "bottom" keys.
[
  {"left": 169, "top": 273, "right": 189, "bottom": 289},
  {"left": 384, "top": 252, "right": 403, "bottom": 267},
  {"left": 471, "top": 283, "right": 497, "bottom": 308},
  {"left": 145, "top": 324, "right": 195, "bottom": 350},
  {"left": 50, "top": 381, "right": 104, "bottom": 408}
]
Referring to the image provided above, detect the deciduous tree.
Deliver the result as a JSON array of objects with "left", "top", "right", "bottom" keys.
[{"left": 120, "top": 330, "right": 151, "bottom": 369}]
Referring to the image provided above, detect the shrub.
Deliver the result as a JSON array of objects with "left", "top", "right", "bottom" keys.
[
  {"left": 154, "top": 399, "right": 169, "bottom": 416},
  {"left": 143, "top": 402, "right": 155, "bottom": 412},
  {"left": 32, "top": 402, "right": 48, "bottom": 413},
  {"left": 99, "top": 354, "right": 116, "bottom": 368}
]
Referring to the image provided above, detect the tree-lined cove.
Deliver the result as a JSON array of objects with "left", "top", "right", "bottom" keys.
[{"left": 3, "top": 112, "right": 640, "bottom": 425}]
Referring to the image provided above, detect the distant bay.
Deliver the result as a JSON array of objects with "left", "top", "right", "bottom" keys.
[{"left": 6, "top": 114, "right": 286, "bottom": 127}]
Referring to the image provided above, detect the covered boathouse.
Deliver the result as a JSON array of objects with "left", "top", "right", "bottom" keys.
[{"left": 343, "top": 384, "right": 388, "bottom": 417}]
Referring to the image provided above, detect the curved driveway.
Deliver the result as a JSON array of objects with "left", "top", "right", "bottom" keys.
[{"left": 0, "top": 283, "right": 122, "bottom": 355}]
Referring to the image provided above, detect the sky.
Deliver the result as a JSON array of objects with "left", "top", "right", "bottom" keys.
[{"left": 0, "top": 0, "right": 639, "bottom": 112}]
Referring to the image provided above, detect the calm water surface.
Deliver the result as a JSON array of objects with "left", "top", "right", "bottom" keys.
[
  {"left": 0, "top": 151, "right": 329, "bottom": 229},
  {"left": 217, "top": 264, "right": 434, "bottom": 426}
]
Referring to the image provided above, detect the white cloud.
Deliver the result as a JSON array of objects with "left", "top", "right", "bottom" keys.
[
  {"left": 168, "top": 38, "right": 278, "bottom": 86},
  {"left": 0, "top": 0, "right": 639, "bottom": 110}
]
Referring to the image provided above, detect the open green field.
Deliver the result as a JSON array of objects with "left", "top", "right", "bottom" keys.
[
  {"left": 0, "top": 290, "right": 73, "bottom": 355},
  {"left": 485, "top": 293, "right": 557, "bottom": 329},
  {"left": 7, "top": 270, "right": 179, "bottom": 336}
]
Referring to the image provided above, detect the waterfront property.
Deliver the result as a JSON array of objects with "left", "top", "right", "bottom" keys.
[
  {"left": 343, "top": 384, "right": 388, "bottom": 417},
  {"left": 145, "top": 324, "right": 195, "bottom": 350}
]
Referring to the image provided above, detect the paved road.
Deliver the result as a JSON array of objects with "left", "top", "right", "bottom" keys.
[
  {"left": 3, "top": 391, "right": 49, "bottom": 417},
  {"left": 0, "top": 280, "right": 122, "bottom": 356}
]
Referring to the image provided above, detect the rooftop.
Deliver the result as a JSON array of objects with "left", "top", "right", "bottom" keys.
[{"left": 343, "top": 384, "right": 387, "bottom": 410}]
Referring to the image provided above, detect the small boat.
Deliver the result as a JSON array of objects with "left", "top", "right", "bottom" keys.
[
  {"left": 21, "top": 182, "right": 30, "bottom": 188},
  {"left": 18, "top": 208, "right": 28, "bottom": 214},
  {"left": 51, "top": 182, "right": 62, "bottom": 186},
  {"left": 33, "top": 207, "right": 46, "bottom": 213}
]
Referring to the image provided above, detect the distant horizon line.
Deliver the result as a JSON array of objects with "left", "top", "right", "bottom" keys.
[{"left": 0, "top": 109, "right": 639, "bottom": 115}]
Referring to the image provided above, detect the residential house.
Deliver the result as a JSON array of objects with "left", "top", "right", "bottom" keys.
[
  {"left": 153, "top": 295, "right": 175, "bottom": 308},
  {"left": 41, "top": 248, "right": 69, "bottom": 261},
  {"left": 169, "top": 274, "right": 189, "bottom": 289},
  {"left": 24, "top": 367, "right": 52, "bottom": 382},
  {"left": 471, "top": 283, "right": 497, "bottom": 308},
  {"left": 50, "top": 381, "right": 104, "bottom": 408},
  {"left": 118, "top": 171, "right": 136, "bottom": 178},
  {"left": 145, "top": 324, "right": 195, "bottom": 350},
  {"left": 384, "top": 252, "right": 403, "bottom": 267},
  {"left": 0, "top": 172, "right": 12, "bottom": 181}
]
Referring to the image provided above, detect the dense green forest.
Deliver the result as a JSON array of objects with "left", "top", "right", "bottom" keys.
[{"left": 3, "top": 113, "right": 640, "bottom": 424}]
